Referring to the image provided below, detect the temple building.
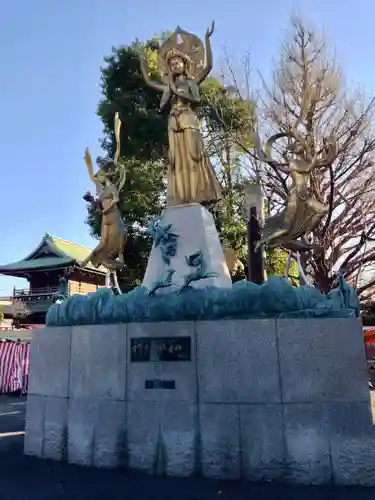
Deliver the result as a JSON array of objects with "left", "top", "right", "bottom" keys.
[{"left": 0, "top": 233, "right": 106, "bottom": 327}]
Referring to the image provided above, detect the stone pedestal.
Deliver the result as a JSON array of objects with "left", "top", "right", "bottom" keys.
[
  {"left": 24, "top": 317, "right": 375, "bottom": 485},
  {"left": 143, "top": 204, "right": 232, "bottom": 291}
]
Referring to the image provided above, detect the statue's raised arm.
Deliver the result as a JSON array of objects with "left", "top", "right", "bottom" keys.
[
  {"left": 84, "top": 147, "right": 100, "bottom": 186},
  {"left": 195, "top": 21, "right": 214, "bottom": 85},
  {"left": 139, "top": 51, "right": 165, "bottom": 92},
  {"left": 113, "top": 112, "right": 122, "bottom": 165},
  {"left": 254, "top": 132, "right": 292, "bottom": 174},
  {"left": 113, "top": 111, "right": 127, "bottom": 193},
  {"left": 306, "top": 135, "right": 337, "bottom": 172}
]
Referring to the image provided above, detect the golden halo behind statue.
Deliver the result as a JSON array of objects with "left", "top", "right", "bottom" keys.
[{"left": 158, "top": 26, "right": 205, "bottom": 80}]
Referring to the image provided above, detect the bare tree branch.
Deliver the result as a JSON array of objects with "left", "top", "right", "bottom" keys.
[{"left": 210, "top": 14, "right": 375, "bottom": 299}]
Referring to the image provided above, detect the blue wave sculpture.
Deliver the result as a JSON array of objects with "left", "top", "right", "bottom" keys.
[{"left": 46, "top": 276, "right": 360, "bottom": 327}]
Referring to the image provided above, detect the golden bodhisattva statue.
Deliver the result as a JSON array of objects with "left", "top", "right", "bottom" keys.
[
  {"left": 81, "top": 113, "right": 127, "bottom": 291},
  {"left": 140, "top": 23, "right": 222, "bottom": 206}
]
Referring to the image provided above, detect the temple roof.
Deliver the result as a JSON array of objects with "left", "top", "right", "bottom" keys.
[{"left": 0, "top": 233, "right": 106, "bottom": 277}]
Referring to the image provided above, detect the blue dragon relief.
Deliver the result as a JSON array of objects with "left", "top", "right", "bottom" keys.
[
  {"left": 147, "top": 217, "right": 179, "bottom": 295},
  {"left": 178, "top": 250, "right": 219, "bottom": 293}
]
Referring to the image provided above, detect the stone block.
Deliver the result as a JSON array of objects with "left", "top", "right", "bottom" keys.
[
  {"left": 70, "top": 324, "right": 127, "bottom": 401},
  {"left": 240, "top": 404, "right": 285, "bottom": 481},
  {"left": 24, "top": 318, "right": 375, "bottom": 486},
  {"left": 328, "top": 402, "right": 375, "bottom": 485},
  {"left": 127, "top": 401, "right": 196, "bottom": 476},
  {"left": 199, "top": 403, "right": 240, "bottom": 479},
  {"left": 43, "top": 397, "right": 68, "bottom": 461},
  {"left": 143, "top": 204, "right": 232, "bottom": 291},
  {"left": 28, "top": 327, "right": 71, "bottom": 398},
  {"left": 163, "top": 403, "right": 197, "bottom": 476},
  {"left": 197, "top": 320, "right": 280, "bottom": 403},
  {"left": 277, "top": 318, "right": 368, "bottom": 403},
  {"left": 127, "top": 322, "right": 197, "bottom": 402},
  {"left": 283, "top": 403, "right": 331, "bottom": 484},
  {"left": 68, "top": 398, "right": 98, "bottom": 466},
  {"left": 126, "top": 401, "right": 160, "bottom": 473},
  {"left": 24, "top": 394, "right": 46, "bottom": 457},
  {"left": 93, "top": 400, "right": 127, "bottom": 468}
]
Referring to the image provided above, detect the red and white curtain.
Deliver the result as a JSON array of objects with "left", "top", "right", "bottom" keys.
[{"left": 0, "top": 341, "right": 30, "bottom": 394}]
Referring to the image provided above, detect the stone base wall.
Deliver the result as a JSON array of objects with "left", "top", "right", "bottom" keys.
[{"left": 24, "top": 318, "right": 375, "bottom": 485}]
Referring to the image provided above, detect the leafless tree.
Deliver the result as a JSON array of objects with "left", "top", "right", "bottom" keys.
[{"left": 209, "top": 15, "right": 375, "bottom": 300}]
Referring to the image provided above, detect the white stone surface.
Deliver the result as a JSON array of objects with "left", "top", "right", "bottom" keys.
[{"left": 143, "top": 204, "right": 232, "bottom": 291}]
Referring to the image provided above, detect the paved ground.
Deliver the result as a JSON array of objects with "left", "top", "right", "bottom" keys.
[{"left": 1, "top": 396, "right": 375, "bottom": 500}]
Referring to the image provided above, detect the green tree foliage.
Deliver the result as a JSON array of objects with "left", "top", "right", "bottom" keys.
[
  {"left": 98, "top": 40, "right": 168, "bottom": 160},
  {"left": 87, "top": 39, "right": 168, "bottom": 283},
  {"left": 0, "top": 304, "right": 4, "bottom": 324},
  {"left": 266, "top": 248, "right": 298, "bottom": 282}
]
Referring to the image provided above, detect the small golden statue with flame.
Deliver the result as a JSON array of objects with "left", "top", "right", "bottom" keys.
[{"left": 81, "top": 113, "right": 127, "bottom": 292}]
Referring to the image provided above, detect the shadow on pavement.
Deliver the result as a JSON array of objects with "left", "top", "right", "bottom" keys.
[{"left": 0, "top": 396, "right": 375, "bottom": 500}]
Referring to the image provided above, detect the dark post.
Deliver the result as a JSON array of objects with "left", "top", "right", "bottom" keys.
[
  {"left": 243, "top": 182, "right": 265, "bottom": 285},
  {"left": 247, "top": 206, "right": 264, "bottom": 284}
]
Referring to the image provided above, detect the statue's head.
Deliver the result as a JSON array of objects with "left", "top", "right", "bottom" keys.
[
  {"left": 166, "top": 48, "right": 193, "bottom": 78},
  {"left": 94, "top": 160, "right": 113, "bottom": 184},
  {"left": 169, "top": 56, "right": 185, "bottom": 76},
  {"left": 95, "top": 169, "right": 107, "bottom": 184},
  {"left": 289, "top": 139, "right": 305, "bottom": 157}
]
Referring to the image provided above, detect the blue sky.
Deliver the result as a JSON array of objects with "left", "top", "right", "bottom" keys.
[{"left": 0, "top": 0, "right": 374, "bottom": 294}]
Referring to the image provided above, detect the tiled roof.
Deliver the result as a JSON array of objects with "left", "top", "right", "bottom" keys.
[
  {"left": 0, "top": 233, "right": 106, "bottom": 275},
  {"left": 48, "top": 235, "right": 97, "bottom": 264}
]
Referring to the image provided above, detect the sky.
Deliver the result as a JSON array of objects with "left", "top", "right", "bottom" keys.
[{"left": 0, "top": 0, "right": 374, "bottom": 295}]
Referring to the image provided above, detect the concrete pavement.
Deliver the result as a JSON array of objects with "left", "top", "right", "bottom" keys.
[{"left": 0, "top": 395, "right": 26, "bottom": 455}]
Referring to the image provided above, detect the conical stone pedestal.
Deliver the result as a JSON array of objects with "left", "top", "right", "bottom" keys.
[{"left": 143, "top": 203, "right": 232, "bottom": 293}]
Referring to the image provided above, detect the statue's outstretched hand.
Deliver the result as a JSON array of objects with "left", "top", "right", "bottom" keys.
[
  {"left": 84, "top": 147, "right": 92, "bottom": 167},
  {"left": 206, "top": 21, "right": 215, "bottom": 38},
  {"left": 83, "top": 191, "right": 93, "bottom": 202}
]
